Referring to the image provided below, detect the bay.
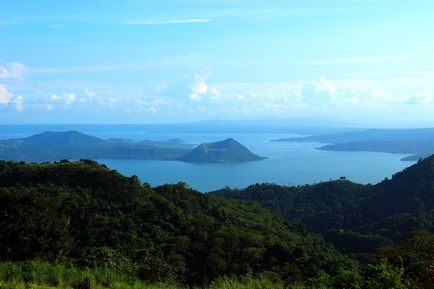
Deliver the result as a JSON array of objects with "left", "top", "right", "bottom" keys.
[{"left": 0, "top": 125, "right": 413, "bottom": 192}]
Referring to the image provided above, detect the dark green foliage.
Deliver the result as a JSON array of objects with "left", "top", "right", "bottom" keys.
[
  {"left": 369, "top": 231, "right": 434, "bottom": 289},
  {"left": 2, "top": 157, "right": 434, "bottom": 288},
  {"left": 212, "top": 156, "right": 434, "bottom": 254},
  {"left": 0, "top": 187, "right": 72, "bottom": 261},
  {"left": 0, "top": 160, "right": 351, "bottom": 285},
  {"left": 315, "top": 156, "right": 434, "bottom": 239},
  {"left": 213, "top": 180, "right": 367, "bottom": 226}
]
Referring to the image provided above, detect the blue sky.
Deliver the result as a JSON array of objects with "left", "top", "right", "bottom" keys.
[{"left": 1, "top": 0, "right": 434, "bottom": 126}]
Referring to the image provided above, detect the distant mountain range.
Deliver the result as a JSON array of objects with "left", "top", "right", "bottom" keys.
[
  {"left": 273, "top": 128, "right": 434, "bottom": 160},
  {"left": 179, "top": 138, "right": 265, "bottom": 163},
  {"left": 0, "top": 131, "right": 263, "bottom": 163},
  {"left": 191, "top": 118, "right": 351, "bottom": 127},
  {"left": 0, "top": 118, "right": 355, "bottom": 137}
]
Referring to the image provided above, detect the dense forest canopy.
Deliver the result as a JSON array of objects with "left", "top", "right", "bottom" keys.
[
  {"left": 1, "top": 158, "right": 433, "bottom": 288},
  {"left": 0, "top": 160, "right": 351, "bottom": 286},
  {"left": 212, "top": 155, "right": 434, "bottom": 255}
]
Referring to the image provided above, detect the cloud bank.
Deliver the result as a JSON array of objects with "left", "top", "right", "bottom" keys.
[
  {"left": 0, "top": 84, "right": 25, "bottom": 111},
  {"left": 0, "top": 62, "right": 27, "bottom": 79}
]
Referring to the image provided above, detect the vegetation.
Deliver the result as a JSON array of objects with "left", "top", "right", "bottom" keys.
[
  {"left": 0, "top": 131, "right": 264, "bottom": 163},
  {"left": 178, "top": 138, "right": 265, "bottom": 163},
  {"left": 0, "top": 160, "right": 350, "bottom": 287},
  {"left": 212, "top": 155, "right": 434, "bottom": 254},
  {"left": 1, "top": 158, "right": 434, "bottom": 288},
  {"left": 0, "top": 260, "right": 416, "bottom": 289},
  {"left": 0, "top": 131, "right": 193, "bottom": 162}
]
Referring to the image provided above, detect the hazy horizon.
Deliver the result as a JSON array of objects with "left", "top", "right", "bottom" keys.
[
  {"left": 1, "top": 1, "right": 434, "bottom": 127},
  {"left": 2, "top": 117, "right": 434, "bottom": 129}
]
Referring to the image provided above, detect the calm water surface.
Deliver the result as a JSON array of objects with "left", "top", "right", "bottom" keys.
[{"left": 0, "top": 125, "right": 413, "bottom": 192}]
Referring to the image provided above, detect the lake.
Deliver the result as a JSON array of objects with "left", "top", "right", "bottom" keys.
[{"left": 0, "top": 125, "right": 413, "bottom": 192}]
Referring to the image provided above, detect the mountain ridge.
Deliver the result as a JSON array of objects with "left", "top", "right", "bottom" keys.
[
  {"left": 0, "top": 131, "right": 193, "bottom": 162},
  {"left": 211, "top": 154, "right": 434, "bottom": 253},
  {"left": 0, "top": 131, "right": 264, "bottom": 163}
]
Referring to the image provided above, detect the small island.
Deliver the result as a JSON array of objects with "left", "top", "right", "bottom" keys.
[{"left": 178, "top": 138, "right": 265, "bottom": 163}]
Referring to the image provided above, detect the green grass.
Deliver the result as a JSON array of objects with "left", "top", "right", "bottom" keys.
[
  {"left": 0, "top": 260, "right": 179, "bottom": 289},
  {"left": 207, "top": 276, "right": 287, "bottom": 289},
  {"left": 0, "top": 261, "right": 292, "bottom": 289}
]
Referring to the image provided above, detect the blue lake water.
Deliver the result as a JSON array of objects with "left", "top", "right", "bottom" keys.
[{"left": 0, "top": 125, "right": 414, "bottom": 192}]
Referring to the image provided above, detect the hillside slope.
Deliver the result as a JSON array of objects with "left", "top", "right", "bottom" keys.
[
  {"left": 0, "top": 131, "right": 193, "bottom": 161},
  {"left": 0, "top": 160, "right": 350, "bottom": 285},
  {"left": 179, "top": 138, "right": 264, "bottom": 163},
  {"left": 212, "top": 155, "right": 434, "bottom": 253}
]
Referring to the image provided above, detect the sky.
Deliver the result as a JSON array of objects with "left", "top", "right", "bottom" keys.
[{"left": 1, "top": 0, "right": 434, "bottom": 126}]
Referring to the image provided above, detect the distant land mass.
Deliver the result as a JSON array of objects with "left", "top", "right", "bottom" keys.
[
  {"left": 0, "top": 118, "right": 356, "bottom": 136},
  {"left": 273, "top": 128, "right": 434, "bottom": 161},
  {"left": 179, "top": 138, "right": 265, "bottom": 163},
  {"left": 0, "top": 131, "right": 264, "bottom": 163},
  {"left": 0, "top": 131, "right": 194, "bottom": 162}
]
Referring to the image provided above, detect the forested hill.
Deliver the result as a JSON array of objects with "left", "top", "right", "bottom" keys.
[
  {"left": 212, "top": 155, "right": 434, "bottom": 253},
  {"left": 2, "top": 159, "right": 434, "bottom": 288},
  {"left": 0, "top": 131, "right": 193, "bottom": 162},
  {"left": 0, "top": 160, "right": 351, "bottom": 286}
]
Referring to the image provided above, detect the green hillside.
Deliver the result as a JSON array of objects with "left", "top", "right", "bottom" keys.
[
  {"left": 0, "top": 160, "right": 349, "bottom": 286},
  {"left": 179, "top": 138, "right": 264, "bottom": 163},
  {"left": 1, "top": 159, "right": 434, "bottom": 288},
  {"left": 212, "top": 156, "right": 434, "bottom": 254},
  {"left": 0, "top": 131, "right": 193, "bottom": 162}
]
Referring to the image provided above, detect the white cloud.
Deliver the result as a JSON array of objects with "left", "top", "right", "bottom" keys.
[
  {"left": 11, "top": 94, "right": 24, "bottom": 111},
  {"left": 49, "top": 93, "right": 77, "bottom": 105},
  {"left": 196, "top": 76, "right": 408, "bottom": 117},
  {"left": 0, "top": 62, "right": 27, "bottom": 79},
  {"left": 188, "top": 71, "right": 224, "bottom": 102},
  {"left": 315, "top": 76, "right": 337, "bottom": 97},
  {"left": 63, "top": 93, "right": 76, "bottom": 105},
  {"left": 50, "top": 94, "right": 62, "bottom": 101},
  {"left": 83, "top": 88, "right": 96, "bottom": 98},
  {"left": 189, "top": 93, "right": 202, "bottom": 101},
  {"left": 189, "top": 73, "right": 210, "bottom": 101},
  {"left": 0, "top": 84, "right": 11, "bottom": 105},
  {"left": 0, "top": 85, "right": 25, "bottom": 111},
  {"left": 209, "top": 87, "right": 222, "bottom": 101},
  {"left": 193, "top": 74, "right": 209, "bottom": 94}
]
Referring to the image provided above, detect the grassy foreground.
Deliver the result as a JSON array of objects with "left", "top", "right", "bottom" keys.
[
  {"left": 0, "top": 260, "right": 416, "bottom": 289},
  {"left": 0, "top": 260, "right": 286, "bottom": 289}
]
